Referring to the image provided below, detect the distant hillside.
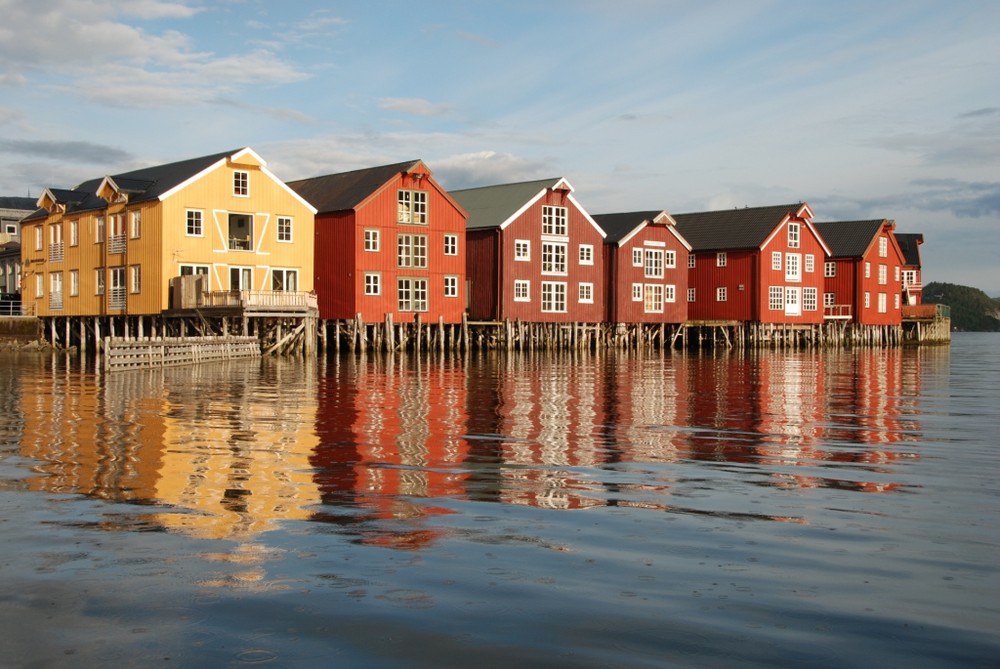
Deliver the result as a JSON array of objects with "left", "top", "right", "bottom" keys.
[{"left": 923, "top": 282, "right": 1000, "bottom": 332}]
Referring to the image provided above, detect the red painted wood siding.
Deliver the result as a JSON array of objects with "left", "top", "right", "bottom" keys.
[
  {"left": 822, "top": 228, "right": 905, "bottom": 325},
  {"left": 606, "top": 227, "right": 689, "bottom": 324},
  {"left": 495, "top": 190, "right": 606, "bottom": 323},
  {"left": 314, "top": 170, "right": 467, "bottom": 323},
  {"left": 465, "top": 229, "right": 499, "bottom": 320},
  {"left": 756, "top": 223, "right": 827, "bottom": 324},
  {"left": 687, "top": 250, "right": 756, "bottom": 321}
]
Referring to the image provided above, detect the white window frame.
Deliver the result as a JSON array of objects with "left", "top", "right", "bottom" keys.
[
  {"left": 665, "top": 250, "right": 676, "bottom": 268},
  {"left": 878, "top": 293, "right": 887, "bottom": 313},
  {"left": 632, "top": 283, "right": 643, "bottom": 302},
  {"left": 542, "top": 205, "right": 568, "bottom": 236},
  {"left": 541, "top": 281, "right": 567, "bottom": 313},
  {"left": 541, "top": 241, "right": 568, "bottom": 275},
  {"left": 825, "top": 261, "right": 836, "bottom": 278},
  {"left": 687, "top": 287, "right": 696, "bottom": 302},
  {"left": 277, "top": 216, "right": 293, "bottom": 243},
  {"left": 186, "top": 210, "right": 203, "bottom": 237},
  {"left": 664, "top": 285, "right": 676, "bottom": 302},
  {"left": 772, "top": 251, "right": 782, "bottom": 271},
  {"left": 364, "top": 229, "right": 380, "bottom": 252},
  {"left": 824, "top": 292, "right": 835, "bottom": 308},
  {"left": 130, "top": 265, "right": 141, "bottom": 294},
  {"left": 632, "top": 248, "right": 643, "bottom": 267},
  {"left": 805, "top": 254, "right": 814, "bottom": 274},
  {"left": 878, "top": 264, "right": 887, "bottom": 285},
  {"left": 69, "top": 269, "right": 79, "bottom": 297},
  {"left": 879, "top": 236, "right": 888, "bottom": 257},
  {"left": 444, "top": 275, "right": 459, "bottom": 298},
  {"left": 397, "top": 234, "right": 428, "bottom": 268},
  {"left": 803, "top": 287, "right": 818, "bottom": 311},
  {"left": 95, "top": 269, "right": 105, "bottom": 296},
  {"left": 644, "top": 284, "right": 664, "bottom": 313},
  {"left": 785, "top": 287, "right": 801, "bottom": 316},
  {"left": 716, "top": 252, "right": 727, "bottom": 267},
  {"left": 644, "top": 249, "right": 664, "bottom": 279},
  {"left": 788, "top": 222, "right": 800, "bottom": 248},
  {"left": 716, "top": 286, "right": 727, "bottom": 302},
  {"left": 95, "top": 216, "right": 105, "bottom": 243},
  {"left": 398, "top": 277, "right": 429, "bottom": 312},
  {"left": 785, "top": 253, "right": 801, "bottom": 282},
  {"left": 70, "top": 220, "right": 79, "bottom": 247},
  {"left": 397, "top": 189, "right": 428, "bottom": 225},
  {"left": 234, "top": 170, "right": 249, "bottom": 197},
  {"left": 514, "top": 279, "right": 530, "bottom": 302},
  {"left": 865, "top": 262, "right": 871, "bottom": 279},
  {"left": 579, "top": 244, "right": 594, "bottom": 266},
  {"left": 364, "top": 272, "right": 381, "bottom": 296},
  {"left": 578, "top": 282, "right": 593, "bottom": 304},
  {"left": 34, "top": 225, "right": 43, "bottom": 251},
  {"left": 514, "top": 239, "right": 530, "bottom": 261},
  {"left": 688, "top": 255, "right": 696, "bottom": 269},
  {"left": 444, "top": 234, "right": 458, "bottom": 256},
  {"left": 769, "top": 286, "right": 784, "bottom": 310},
  {"left": 130, "top": 211, "right": 141, "bottom": 239}
]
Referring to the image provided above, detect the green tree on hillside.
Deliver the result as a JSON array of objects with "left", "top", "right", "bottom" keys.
[{"left": 923, "top": 282, "right": 1000, "bottom": 332}]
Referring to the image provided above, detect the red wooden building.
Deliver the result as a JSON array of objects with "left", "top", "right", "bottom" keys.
[
  {"left": 673, "top": 203, "right": 830, "bottom": 324},
  {"left": 592, "top": 210, "right": 691, "bottom": 324},
  {"left": 287, "top": 160, "right": 467, "bottom": 323},
  {"left": 814, "top": 220, "right": 906, "bottom": 325},
  {"left": 450, "top": 178, "right": 606, "bottom": 323},
  {"left": 893, "top": 232, "right": 924, "bottom": 305}
]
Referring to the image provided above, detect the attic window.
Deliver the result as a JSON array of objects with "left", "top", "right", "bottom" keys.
[{"left": 234, "top": 170, "right": 249, "bottom": 197}]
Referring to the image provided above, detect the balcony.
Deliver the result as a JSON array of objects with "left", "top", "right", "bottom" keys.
[
  {"left": 200, "top": 290, "right": 318, "bottom": 315},
  {"left": 824, "top": 304, "right": 852, "bottom": 320},
  {"left": 109, "top": 234, "right": 127, "bottom": 255}
]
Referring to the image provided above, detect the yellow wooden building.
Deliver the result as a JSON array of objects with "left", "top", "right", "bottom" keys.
[{"left": 20, "top": 147, "right": 317, "bottom": 351}]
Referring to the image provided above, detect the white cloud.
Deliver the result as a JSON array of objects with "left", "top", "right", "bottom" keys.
[{"left": 378, "top": 98, "right": 454, "bottom": 118}]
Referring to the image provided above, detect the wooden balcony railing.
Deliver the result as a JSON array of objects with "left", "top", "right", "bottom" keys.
[
  {"left": 200, "top": 290, "right": 317, "bottom": 312},
  {"left": 824, "top": 304, "right": 852, "bottom": 320}
]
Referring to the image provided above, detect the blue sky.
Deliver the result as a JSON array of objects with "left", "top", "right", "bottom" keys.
[{"left": 2, "top": 0, "right": 998, "bottom": 294}]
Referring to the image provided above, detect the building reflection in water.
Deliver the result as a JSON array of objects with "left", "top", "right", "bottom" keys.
[{"left": 12, "top": 345, "right": 929, "bottom": 553}]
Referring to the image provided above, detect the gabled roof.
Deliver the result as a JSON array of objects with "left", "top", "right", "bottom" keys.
[
  {"left": 286, "top": 160, "right": 424, "bottom": 213},
  {"left": 451, "top": 177, "right": 605, "bottom": 237},
  {"left": 23, "top": 148, "right": 247, "bottom": 221},
  {"left": 813, "top": 219, "right": 893, "bottom": 258},
  {"left": 673, "top": 203, "right": 814, "bottom": 252},
  {"left": 894, "top": 232, "right": 924, "bottom": 268},
  {"left": 592, "top": 210, "right": 691, "bottom": 250}
]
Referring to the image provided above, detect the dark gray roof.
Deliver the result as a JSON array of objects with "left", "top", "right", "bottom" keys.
[
  {"left": 286, "top": 160, "right": 421, "bottom": 213},
  {"left": 813, "top": 220, "right": 889, "bottom": 258},
  {"left": 22, "top": 148, "right": 243, "bottom": 222},
  {"left": 673, "top": 203, "right": 807, "bottom": 252},
  {"left": 0, "top": 196, "right": 38, "bottom": 211},
  {"left": 592, "top": 211, "right": 663, "bottom": 244},
  {"left": 450, "top": 178, "right": 566, "bottom": 231},
  {"left": 894, "top": 232, "right": 924, "bottom": 267}
]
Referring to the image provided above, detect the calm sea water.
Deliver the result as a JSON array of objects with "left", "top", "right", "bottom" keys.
[{"left": 1, "top": 334, "right": 998, "bottom": 668}]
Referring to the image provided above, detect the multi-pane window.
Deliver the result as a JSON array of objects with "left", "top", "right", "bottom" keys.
[
  {"left": 515, "top": 240, "right": 530, "bottom": 261},
  {"left": 894, "top": 294, "right": 900, "bottom": 309},
  {"left": 444, "top": 234, "right": 458, "bottom": 256},
  {"left": 109, "top": 214, "right": 126, "bottom": 254},
  {"left": 130, "top": 265, "right": 141, "bottom": 293},
  {"left": 632, "top": 248, "right": 643, "bottom": 267},
  {"left": 894, "top": 266, "right": 900, "bottom": 282},
  {"left": 69, "top": 270, "right": 79, "bottom": 296},
  {"left": 785, "top": 253, "right": 800, "bottom": 281},
  {"left": 825, "top": 261, "right": 836, "bottom": 277},
  {"left": 664, "top": 285, "right": 675, "bottom": 302},
  {"left": 879, "top": 236, "right": 888, "bottom": 257},
  {"left": 824, "top": 292, "right": 836, "bottom": 307},
  {"left": 632, "top": 283, "right": 643, "bottom": 302},
  {"left": 186, "top": 210, "right": 203, "bottom": 236},
  {"left": 95, "top": 269, "right": 105, "bottom": 295},
  {"left": 716, "top": 252, "right": 727, "bottom": 267},
  {"left": 665, "top": 250, "right": 676, "bottom": 268},
  {"left": 541, "top": 281, "right": 567, "bottom": 312},
  {"left": 444, "top": 275, "right": 458, "bottom": 297},
  {"left": 397, "top": 234, "right": 428, "bottom": 268},
  {"left": 902, "top": 270, "right": 917, "bottom": 287},
  {"left": 805, "top": 254, "right": 814, "bottom": 273},
  {"left": 687, "top": 287, "right": 696, "bottom": 302},
  {"left": 644, "top": 249, "right": 664, "bottom": 278},
  {"left": 277, "top": 217, "right": 293, "bottom": 242},
  {"left": 70, "top": 220, "right": 79, "bottom": 247},
  {"left": 772, "top": 251, "right": 782, "bottom": 270},
  {"left": 95, "top": 216, "right": 105, "bottom": 243},
  {"left": 542, "top": 205, "right": 568, "bottom": 236},
  {"left": 769, "top": 286, "right": 784, "bottom": 310},
  {"left": 35, "top": 274, "right": 43, "bottom": 298},
  {"left": 644, "top": 284, "right": 664, "bottom": 313},
  {"left": 803, "top": 287, "right": 818, "bottom": 311},
  {"left": 130, "top": 211, "right": 141, "bottom": 239},
  {"left": 579, "top": 244, "right": 594, "bottom": 265},
  {"left": 788, "top": 222, "right": 800, "bottom": 248},
  {"left": 541, "top": 242, "right": 567, "bottom": 274},
  {"left": 364, "top": 229, "right": 380, "bottom": 252},
  {"left": 578, "top": 282, "right": 593, "bottom": 304},
  {"left": 234, "top": 170, "right": 249, "bottom": 196},
  {"left": 364, "top": 272, "right": 381, "bottom": 296},
  {"left": 688, "top": 255, "right": 696, "bottom": 269},
  {"left": 864, "top": 292, "right": 871, "bottom": 309},
  {"left": 716, "top": 286, "right": 727, "bottom": 301},
  {"left": 865, "top": 262, "right": 871, "bottom": 279},
  {"left": 878, "top": 293, "right": 887, "bottom": 313},
  {"left": 878, "top": 264, "right": 887, "bottom": 285},
  {"left": 272, "top": 269, "right": 297, "bottom": 291},
  {"left": 398, "top": 278, "right": 428, "bottom": 312},
  {"left": 514, "top": 279, "right": 530, "bottom": 302},
  {"left": 397, "top": 190, "right": 428, "bottom": 224}
]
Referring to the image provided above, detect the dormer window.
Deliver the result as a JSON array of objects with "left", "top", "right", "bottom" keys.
[
  {"left": 788, "top": 222, "right": 800, "bottom": 248},
  {"left": 234, "top": 170, "right": 249, "bottom": 197}
]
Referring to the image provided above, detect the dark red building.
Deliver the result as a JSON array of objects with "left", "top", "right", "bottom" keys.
[
  {"left": 451, "top": 178, "right": 605, "bottom": 323},
  {"left": 673, "top": 203, "right": 830, "bottom": 324},
  {"left": 814, "top": 219, "right": 906, "bottom": 326},
  {"left": 288, "top": 160, "right": 467, "bottom": 323},
  {"left": 592, "top": 210, "right": 691, "bottom": 324}
]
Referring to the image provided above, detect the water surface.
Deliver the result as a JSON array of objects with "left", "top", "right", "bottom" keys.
[{"left": 1, "top": 334, "right": 998, "bottom": 667}]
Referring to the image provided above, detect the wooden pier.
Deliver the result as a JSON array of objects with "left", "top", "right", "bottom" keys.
[{"left": 103, "top": 335, "right": 261, "bottom": 371}]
